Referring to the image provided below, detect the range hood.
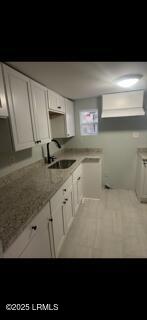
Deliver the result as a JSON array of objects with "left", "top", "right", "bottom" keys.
[{"left": 101, "top": 90, "right": 145, "bottom": 118}]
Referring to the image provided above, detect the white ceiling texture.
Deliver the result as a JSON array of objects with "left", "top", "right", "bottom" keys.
[{"left": 8, "top": 62, "right": 147, "bottom": 100}]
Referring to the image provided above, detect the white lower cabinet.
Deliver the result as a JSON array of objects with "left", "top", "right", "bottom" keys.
[
  {"left": 51, "top": 203, "right": 65, "bottom": 257},
  {"left": 62, "top": 187, "right": 74, "bottom": 234},
  {"left": 77, "top": 175, "right": 83, "bottom": 204},
  {"left": 3, "top": 161, "right": 102, "bottom": 258},
  {"left": 19, "top": 207, "right": 52, "bottom": 258},
  {"left": 72, "top": 164, "right": 83, "bottom": 215},
  {"left": 135, "top": 155, "right": 147, "bottom": 202},
  {"left": 73, "top": 180, "right": 79, "bottom": 214},
  {"left": 49, "top": 176, "right": 74, "bottom": 257},
  {"left": 19, "top": 222, "right": 52, "bottom": 258},
  {"left": 3, "top": 202, "right": 53, "bottom": 258}
]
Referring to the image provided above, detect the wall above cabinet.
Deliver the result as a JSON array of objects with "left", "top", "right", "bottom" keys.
[{"left": 101, "top": 90, "right": 145, "bottom": 118}]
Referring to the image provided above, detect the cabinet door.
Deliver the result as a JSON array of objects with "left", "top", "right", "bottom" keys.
[
  {"left": 0, "top": 64, "right": 8, "bottom": 118},
  {"left": 51, "top": 203, "right": 65, "bottom": 257},
  {"left": 63, "top": 188, "right": 74, "bottom": 234},
  {"left": 48, "top": 89, "right": 58, "bottom": 112},
  {"left": 31, "top": 80, "right": 51, "bottom": 144},
  {"left": 19, "top": 219, "right": 52, "bottom": 258},
  {"left": 65, "top": 99, "right": 75, "bottom": 137},
  {"left": 73, "top": 180, "right": 79, "bottom": 215},
  {"left": 56, "top": 94, "right": 65, "bottom": 113},
  {"left": 4, "top": 202, "right": 52, "bottom": 258},
  {"left": 142, "top": 164, "right": 147, "bottom": 198},
  {"left": 77, "top": 175, "right": 83, "bottom": 203},
  {"left": 3, "top": 64, "right": 36, "bottom": 151}
]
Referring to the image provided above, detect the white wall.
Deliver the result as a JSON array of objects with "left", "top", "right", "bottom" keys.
[
  {"left": 0, "top": 145, "right": 43, "bottom": 178},
  {"left": 65, "top": 97, "right": 147, "bottom": 190}
]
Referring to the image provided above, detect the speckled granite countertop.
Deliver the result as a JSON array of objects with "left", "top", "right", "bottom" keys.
[
  {"left": 137, "top": 148, "right": 147, "bottom": 160},
  {"left": 0, "top": 148, "right": 102, "bottom": 253}
]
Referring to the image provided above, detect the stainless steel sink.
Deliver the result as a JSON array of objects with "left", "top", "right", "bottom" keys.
[{"left": 48, "top": 159, "right": 76, "bottom": 169}]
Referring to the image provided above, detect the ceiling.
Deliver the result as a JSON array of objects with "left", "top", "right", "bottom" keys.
[{"left": 7, "top": 62, "right": 147, "bottom": 100}]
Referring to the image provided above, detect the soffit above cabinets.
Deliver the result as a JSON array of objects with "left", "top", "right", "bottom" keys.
[{"left": 101, "top": 90, "right": 145, "bottom": 118}]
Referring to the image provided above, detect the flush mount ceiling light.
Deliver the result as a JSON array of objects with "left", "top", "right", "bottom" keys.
[{"left": 117, "top": 74, "right": 143, "bottom": 88}]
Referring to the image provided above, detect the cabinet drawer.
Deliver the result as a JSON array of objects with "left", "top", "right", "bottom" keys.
[
  {"left": 3, "top": 202, "right": 51, "bottom": 258},
  {"left": 73, "top": 164, "right": 82, "bottom": 182},
  {"left": 50, "top": 188, "right": 63, "bottom": 213}
]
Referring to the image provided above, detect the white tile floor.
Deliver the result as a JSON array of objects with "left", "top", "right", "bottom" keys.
[{"left": 59, "top": 189, "right": 147, "bottom": 258}]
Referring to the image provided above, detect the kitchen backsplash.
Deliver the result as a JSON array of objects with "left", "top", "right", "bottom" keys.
[{"left": 0, "top": 138, "right": 69, "bottom": 178}]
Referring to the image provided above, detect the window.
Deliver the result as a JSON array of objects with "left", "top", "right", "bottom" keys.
[{"left": 80, "top": 109, "right": 98, "bottom": 136}]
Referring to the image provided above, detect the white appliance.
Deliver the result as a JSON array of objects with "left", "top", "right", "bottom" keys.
[
  {"left": 102, "top": 90, "right": 145, "bottom": 118},
  {"left": 135, "top": 155, "right": 147, "bottom": 202}
]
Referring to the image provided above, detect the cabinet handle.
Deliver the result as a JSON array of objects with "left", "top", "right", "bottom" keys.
[
  {"left": 65, "top": 198, "right": 68, "bottom": 201},
  {"left": 77, "top": 177, "right": 81, "bottom": 180},
  {"left": 32, "top": 225, "right": 37, "bottom": 230},
  {"left": 63, "top": 201, "right": 66, "bottom": 204},
  {"left": 57, "top": 106, "right": 61, "bottom": 109},
  {"left": 0, "top": 97, "right": 2, "bottom": 108},
  {"left": 49, "top": 218, "right": 53, "bottom": 222},
  {"left": 63, "top": 188, "right": 66, "bottom": 192}
]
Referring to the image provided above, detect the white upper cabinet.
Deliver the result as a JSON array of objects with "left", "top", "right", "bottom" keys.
[
  {"left": 48, "top": 89, "right": 65, "bottom": 113},
  {"left": 56, "top": 93, "right": 65, "bottom": 113},
  {"left": 1, "top": 63, "right": 74, "bottom": 151},
  {"left": 102, "top": 90, "right": 145, "bottom": 118},
  {"left": 0, "top": 64, "right": 8, "bottom": 118},
  {"left": 30, "top": 80, "right": 51, "bottom": 144},
  {"left": 65, "top": 98, "right": 75, "bottom": 137},
  {"left": 3, "top": 64, "right": 36, "bottom": 151},
  {"left": 48, "top": 89, "right": 57, "bottom": 111}
]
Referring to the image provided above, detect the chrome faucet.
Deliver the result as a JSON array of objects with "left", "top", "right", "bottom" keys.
[{"left": 47, "top": 139, "right": 61, "bottom": 164}]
